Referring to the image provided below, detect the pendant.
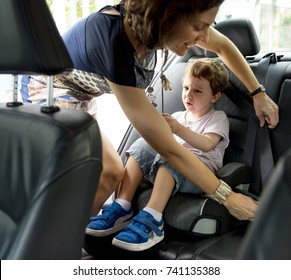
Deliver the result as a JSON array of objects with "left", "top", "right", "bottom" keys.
[
  {"left": 147, "top": 86, "right": 153, "bottom": 94},
  {"left": 146, "top": 87, "right": 157, "bottom": 107}
]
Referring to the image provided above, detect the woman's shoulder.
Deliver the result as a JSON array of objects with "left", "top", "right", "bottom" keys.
[
  {"left": 85, "top": 5, "right": 128, "bottom": 50},
  {"left": 99, "top": 3, "right": 124, "bottom": 15},
  {"left": 88, "top": 3, "right": 124, "bottom": 26},
  {"left": 87, "top": 7, "right": 122, "bottom": 28}
]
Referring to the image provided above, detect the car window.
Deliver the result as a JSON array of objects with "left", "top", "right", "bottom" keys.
[{"left": 217, "top": 0, "right": 291, "bottom": 52}]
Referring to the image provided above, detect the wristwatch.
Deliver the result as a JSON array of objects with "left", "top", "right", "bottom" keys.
[{"left": 250, "top": 84, "right": 266, "bottom": 97}]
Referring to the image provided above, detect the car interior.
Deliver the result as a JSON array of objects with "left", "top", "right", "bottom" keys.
[
  {"left": 83, "top": 19, "right": 291, "bottom": 260},
  {"left": 1, "top": 0, "right": 291, "bottom": 260}
]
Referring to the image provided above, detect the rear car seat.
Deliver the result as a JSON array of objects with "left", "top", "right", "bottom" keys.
[
  {"left": 239, "top": 147, "right": 291, "bottom": 260},
  {"left": 155, "top": 19, "right": 291, "bottom": 260}
]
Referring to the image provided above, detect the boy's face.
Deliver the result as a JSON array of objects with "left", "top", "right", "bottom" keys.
[{"left": 182, "top": 72, "right": 220, "bottom": 116}]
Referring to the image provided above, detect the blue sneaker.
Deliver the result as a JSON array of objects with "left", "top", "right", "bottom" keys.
[
  {"left": 86, "top": 201, "right": 133, "bottom": 237},
  {"left": 112, "top": 210, "right": 164, "bottom": 251}
]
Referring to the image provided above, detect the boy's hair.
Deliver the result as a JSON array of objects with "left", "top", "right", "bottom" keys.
[{"left": 183, "top": 58, "right": 229, "bottom": 94}]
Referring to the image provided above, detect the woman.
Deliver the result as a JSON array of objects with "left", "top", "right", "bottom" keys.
[{"left": 23, "top": 0, "right": 278, "bottom": 221}]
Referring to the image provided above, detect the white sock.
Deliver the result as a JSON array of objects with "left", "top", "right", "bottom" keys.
[
  {"left": 143, "top": 207, "right": 162, "bottom": 222},
  {"left": 115, "top": 198, "right": 132, "bottom": 211}
]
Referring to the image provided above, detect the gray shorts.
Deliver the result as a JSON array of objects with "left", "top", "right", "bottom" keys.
[{"left": 126, "top": 138, "right": 203, "bottom": 196}]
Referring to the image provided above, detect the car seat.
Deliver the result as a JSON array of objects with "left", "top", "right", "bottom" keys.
[
  {"left": 0, "top": 0, "right": 103, "bottom": 259},
  {"left": 238, "top": 148, "right": 291, "bottom": 260},
  {"left": 156, "top": 19, "right": 291, "bottom": 260},
  {"left": 139, "top": 18, "right": 263, "bottom": 235}
]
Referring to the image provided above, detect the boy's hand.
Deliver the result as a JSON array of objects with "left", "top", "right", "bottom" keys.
[{"left": 162, "top": 113, "right": 179, "bottom": 133}]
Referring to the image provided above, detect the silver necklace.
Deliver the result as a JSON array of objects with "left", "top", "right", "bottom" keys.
[{"left": 146, "top": 50, "right": 171, "bottom": 111}]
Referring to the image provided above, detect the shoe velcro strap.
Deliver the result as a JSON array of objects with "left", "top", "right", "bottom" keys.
[
  {"left": 128, "top": 223, "right": 149, "bottom": 239},
  {"left": 89, "top": 210, "right": 111, "bottom": 222},
  {"left": 89, "top": 215, "right": 107, "bottom": 222},
  {"left": 132, "top": 216, "right": 163, "bottom": 237},
  {"left": 89, "top": 206, "right": 116, "bottom": 222}
]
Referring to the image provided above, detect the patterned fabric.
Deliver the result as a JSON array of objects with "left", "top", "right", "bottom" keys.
[
  {"left": 24, "top": 3, "right": 159, "bottom": 116},
  {"left": 62, "top": 3, "right": 156, "bottom": 89},
  {"left": 27, "top": 69, "right": 112, "bottom": 115}
]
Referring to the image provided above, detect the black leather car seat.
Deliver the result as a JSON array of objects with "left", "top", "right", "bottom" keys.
[
  {"left": 238, "top": 148, "right": 291, "bottom": 259},
  {"left": 0, "top": 0, "right": 103, "bottom": 259},
  {"left": 156, "top": 19, "right": 291, "bottom": 260}
]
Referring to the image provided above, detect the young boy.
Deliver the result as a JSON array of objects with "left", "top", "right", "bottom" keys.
[{"left": 86, "top": 58, "right": 230, "bottom": 251}]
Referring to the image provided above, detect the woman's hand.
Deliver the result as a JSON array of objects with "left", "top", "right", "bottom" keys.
[
  {"left": 253, "top": 92, "right": 279, "bottom": 129},
  {"left": 223, "top": 192, "right": 259, "bottom": 221}
]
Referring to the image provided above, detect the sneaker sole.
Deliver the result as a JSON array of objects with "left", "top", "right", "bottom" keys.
[{"left": 112, "top": 233, "right": 164, "bottom": 251}]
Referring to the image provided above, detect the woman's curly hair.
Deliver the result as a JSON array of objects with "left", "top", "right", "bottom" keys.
[{"left": 124, "top": 0, "right": 225, "bottom": 49}]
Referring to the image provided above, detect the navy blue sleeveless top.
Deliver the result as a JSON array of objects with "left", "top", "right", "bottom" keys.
[{"left": 62, "top": 4, "right": 156, "bottom": 90}]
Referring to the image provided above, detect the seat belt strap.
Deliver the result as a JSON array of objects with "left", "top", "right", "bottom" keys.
[
  {"left": 224, "top": 53, "right": 275, "bottom": 195},
  {"left": 253, "top": 53, "right": 275, "bottom": 192}
]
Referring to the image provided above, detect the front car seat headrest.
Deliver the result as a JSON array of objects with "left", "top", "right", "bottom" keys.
[
  {"left": 205, "top": 18, "right": 260, "bottom": 58},
  {"left": 0, "top": 0, "right": 73, "bottom": 75}
]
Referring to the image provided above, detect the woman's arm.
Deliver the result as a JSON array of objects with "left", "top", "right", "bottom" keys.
[
  {"left": 107, "top": 79, "right": 258, "bottom": 220},
  {"left": 197, "top": 27, "right": 279, "bottom": 129},
  {"left": 108, "top": 81, "right": 219, "bottom": 191}
]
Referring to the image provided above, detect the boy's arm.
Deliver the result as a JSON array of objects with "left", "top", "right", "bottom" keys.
[
  {"left": 175, "top": 124, "right": 221, "bottom": 152},
  {"left": 162, "top": 113, "right": 223, "bottom": 152}
]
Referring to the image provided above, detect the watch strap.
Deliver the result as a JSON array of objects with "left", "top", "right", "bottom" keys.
[{"left": 250, "top": 85, "right": 265, "bottom": 97}]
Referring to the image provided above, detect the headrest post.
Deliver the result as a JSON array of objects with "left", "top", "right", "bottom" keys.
[
  {"left": 47, "top": 76, "right": 54, "bottom": 107},
  {"left": 40, "top": 76, "right": 60, "bottom": 113},
  {"left": 12, "top": 75, "right": 19, "bottom": 101},
  {"left": 6, "top": 75, "right": 23, "bottom": 107}
]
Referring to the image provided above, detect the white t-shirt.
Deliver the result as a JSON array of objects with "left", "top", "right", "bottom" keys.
[{"left": 172, "top": 110, "right": 230, "bottom": 173}]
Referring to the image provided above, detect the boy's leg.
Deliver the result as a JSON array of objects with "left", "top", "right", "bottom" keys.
[
  {"left": 146, "top": 165, "right": 175, "bottom": 213},
  {"left": 116, "top": 137, "right": 158, "bottom": 203},
  {"left": 85, "top": 132, "right": 130, "bottom": 237},
  {"left": 114, "top": 155, "right": 143, "bottom": 212},
  {"left": 117, "top": 155, "right": 143, "bottom": 202},
  {"left": 112, "top": 165, "right": 175, "bottom": 251},
  {"left": 86, "top": 138, "right": 157, "bottom": 237}
]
